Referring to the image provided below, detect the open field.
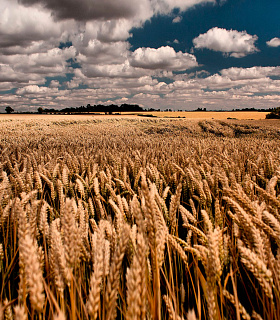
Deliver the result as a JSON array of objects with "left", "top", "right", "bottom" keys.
[
  {"left": 136, "top": 111, "right": 269, "bottom": 120},
  {"left": 1, "top": 117, "right": 280, "bottom": 319},
  {"left": 0, "top": 110, "right": 269, "bottom": 121}
]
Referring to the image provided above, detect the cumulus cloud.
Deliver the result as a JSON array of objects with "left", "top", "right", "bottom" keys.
[
  {"left": 0, "top": 47, "right": 76, "bottom": 76},
  {"left": 0, "top": 47, "right": 76, "bottom": 89},
  {"left": 220, "top": 66, "right": 280, "bottom": 80},
  {"left": 153, "top": 0, "right": 216, "bottom": 15},
  {"left": 0, "top": 0, "right": 74, "bottom": 50},
  {"left": 49, "top": 80, "right": 60, "bottom": 88},
  {"left": 16, "top": 85, "right": 59, "bottom": 95},
  {"left": 193, "top": 27, "right": 258, "bottom": 57},
  {"left": 202, "top": 72, "right": 272, "bottom": 90},
  {"left": 129, "top": 46, "right": 198, "bottom": 71},
  {"left": 0, "top": 63, "right": 46, "bottom": 85},
  {"left": 1, "top": 0, "right": 279, "bottom": 112},
  {"left": 79, "top": 61, "right": 149, "bottom": 79},
  {"left": 77, "top": 40, "right": 129, "bottom": 65},
  {"left": 96, "top": 20, "right": 133, "bottom": 42},
  {"left": 266, "top": 37, "right": 280, "bottom": 47},
  {"left": 66, "top": 79, "right": 82, "bottom": 89}
]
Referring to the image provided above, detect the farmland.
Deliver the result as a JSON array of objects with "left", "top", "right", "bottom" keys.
[
  {"left": 1, "top": 117, "right": 280, "bottom": 319},
  {"left": 0, "top": 110, "right": 269, "bottom": 121}
]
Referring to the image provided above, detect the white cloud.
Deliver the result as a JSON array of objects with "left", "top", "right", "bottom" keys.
[
  {"left": 266, "top": 37, "right": 280, "bottom": 47},
  {"left": 129, "top": 46, "right": 198, "bottom": 71},
  {"left": 0, "top": 0, "right": 74, "bottom": 50},
  {"left": 8, "top": 72, "right": 280, "bottom": 111},
  {"left": 77, "top": 40, "right": 129, "bottom": 65},
  {"left": 220, "top": 66, "right": 280, "bottom": 80},
  {"left": 0, "top": 47, "right": 76, "bottom": 80},
  {"left": 172, "top": 16, "right": 182, "bottom": 23},
  {"left": 1, "top": 0, "right": 279, "bottom": 112},
  {"left": 96, "top": 20, "right": 133, "bottom": 42},
  {"left": 193, "top": 27, "right": 258, "bottom": 57},
  {"left": 49, "top": 80, "right": 60, "bottom": 88},
  {"left": 16, "top": 85, "right": 59, "bottom": 95},
  {"left": 66, "top": 79, "right": 82, "bottom": 89},
  {"left": 0, "top": 63, "right": 46, "bottom": 85},
  {"left": 202, "top": 72, "right": 272, "bottom": 90},
  {"left": 79, "top": 61, "right": 148, "bottom": 79},
  {"left": 153, "top": 0, "right": 216, "bottom": 15}
]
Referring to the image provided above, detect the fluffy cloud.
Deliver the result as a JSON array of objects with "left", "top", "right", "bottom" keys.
[
  {"left": 153, "top": 0, "right": 216, "bottom": 15},
  {"left": 76, "top": 46, "right": 198, "bottom": 80},
  {"left": 166, "top": 0, "right": 216, "bottom": 10},
  {"left": 220, "top": 66, "right": 280, "bottom": 80},
  {"left": 78, "top": 61, "right": 149, "bottom": 79},
  {"left": 202, "top": 72, "right": 272, "bottom": 90},
  {"left": 266, "top": 37, "right": 280, "bottom": 47},
  {"left": 0, "top": 0, "right": 74, "bottom": 50},
  {"left": 0, "top": 47, "right": 76, "bottom": 89},
  {"left": 172, "top": 16, "right": 182, "bottom": 23},
  {"left": 16, "top": 85, "right": 59, "bottom": 95},
  {"left": 129, "top": 46, "right": 198, "bottom": 71},
  {"left": 0, "top": 63, "right": 46, "bottom": 85},
  {"left": 96, "top": 20, "right": 133, "bottom": 42},
  {"left": 0, "top": 47, "right": 76, "bottom": 76},
  {"left": 10, "top": 72, "right": 280, "bottom": 111},
  {"left": 49, "top": 80, "right": 60, "bottom": 88},
  {"left": 77, "top": 40, "right": 129, "bottom": 65},
  {"left": 1, "top": 0, "right": 279, "bottom": 112},
  {"left": 193, "top": 27, "right": 258, "bottom": 57}
]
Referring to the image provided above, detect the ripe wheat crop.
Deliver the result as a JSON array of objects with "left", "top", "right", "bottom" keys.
[{"left": 1, "top": 117, "right": 280, "bottom": 320}]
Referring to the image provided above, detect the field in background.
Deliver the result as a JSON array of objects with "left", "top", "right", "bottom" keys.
[
  {"left": 1, "top": 117, "right": 280, "bottom": 319},
  {"left": 0, "top": 110, "right": 269, "bottom": 120},
  {"left": 136, "top": 111, "right": 269, "bottom": 120}
]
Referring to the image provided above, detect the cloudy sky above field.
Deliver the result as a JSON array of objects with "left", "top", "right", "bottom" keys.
[{"left": 1, "top": 0, "right": 280, "bottom": 111}]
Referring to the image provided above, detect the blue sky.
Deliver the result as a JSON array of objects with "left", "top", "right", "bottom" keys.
[{"left": 0, "top": 0, "right": 280, "bottom": 111}]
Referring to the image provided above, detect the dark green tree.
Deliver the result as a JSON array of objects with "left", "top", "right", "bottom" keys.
[
  {"left": 266, "top": 107, "right": 280, "bottom": 119},
  {"left": 5, "top": 106, "right": 14, "bottom": 114},
  {"left": 38, "top": 107, "right": 44, "bottom": 114}
]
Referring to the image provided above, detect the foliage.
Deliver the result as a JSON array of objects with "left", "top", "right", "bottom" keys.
[
  {"left": 43, "top": 103, "right": 144, "bottom": 114},
  {"left": 266, "top": 107, "right": 280, "bottom": 119},
  {"left": 5, "top": 106, "right": 14, "bottom": 114}
]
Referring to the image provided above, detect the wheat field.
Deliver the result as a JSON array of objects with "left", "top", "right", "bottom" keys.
[
  {"left": 0, "top": 111, "right": 269, "bottom": 121},
  {"left": 1, "top": 117, "right": 280, "bottom": 320},
  {"left": 135, "top": 111, "right": 269, "bottom": 120}
]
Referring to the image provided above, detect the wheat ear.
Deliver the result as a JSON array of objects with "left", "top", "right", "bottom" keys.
[{"left": 105, "top": 224, "right": 130, "bottom": 320}]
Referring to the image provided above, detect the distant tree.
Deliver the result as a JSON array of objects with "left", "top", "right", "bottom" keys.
[
  {"left": 5, "top": 106, "right": 14, "bottom": 114},
  {"left": 266, "top": 107, "right": 280, "bottom": 119},
  {"left": 38, "top": 107, "right": 44, "bottom": 114}
]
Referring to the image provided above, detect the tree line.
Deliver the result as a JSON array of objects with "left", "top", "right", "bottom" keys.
[
  {"left": 3, "top": 105, "right": 279, "bottom": 114},
  {"left": 40, "top": 104, "right": 144, "bottom": 114}
]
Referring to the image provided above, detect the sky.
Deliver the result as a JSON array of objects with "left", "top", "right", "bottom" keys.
[{"left": 1, "top": 0, "right": 280, "bottom": 112}]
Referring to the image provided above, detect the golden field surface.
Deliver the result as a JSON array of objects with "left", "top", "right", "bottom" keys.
[
  {"left": 1, "top": 117, "right": 280, "bottom": 319},
  {"left": 135, "top": 111, "right": 269, "bottom": 120},
  {"left": 0, "top": 110, "right": 269, "bottom": 121}
]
